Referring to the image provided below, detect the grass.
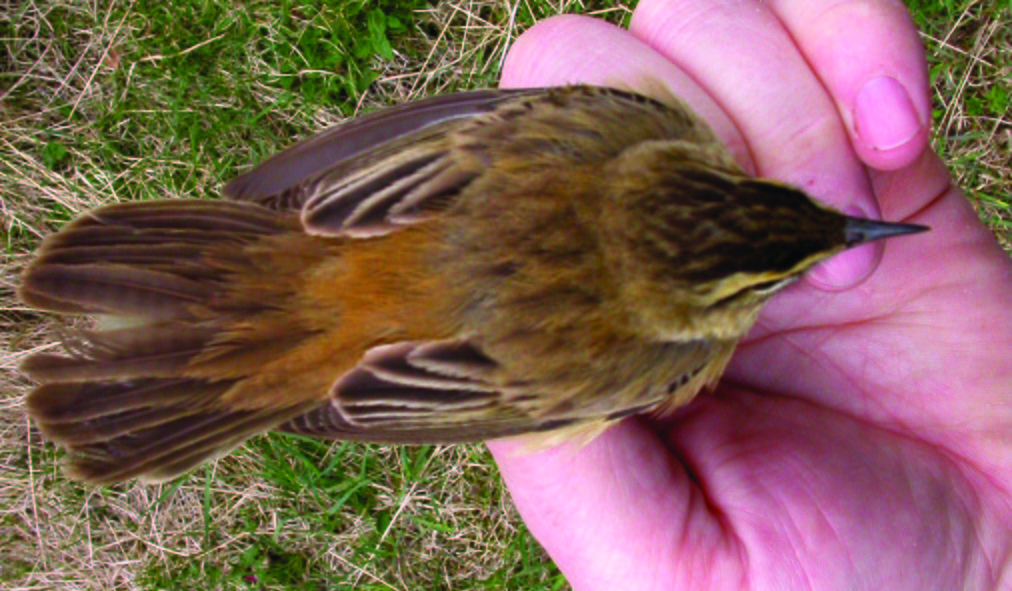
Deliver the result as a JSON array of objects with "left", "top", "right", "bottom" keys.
[
  {"left": 910, "top": 0, "right": 1012, "bottom": 247},
  {"left": 0, "top": 0, "right": 1008, "bottom": 589}
]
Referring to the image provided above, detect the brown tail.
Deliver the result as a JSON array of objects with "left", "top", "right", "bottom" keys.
[{"left": 19, "top": 201, "right": 326, "bottom": 484}]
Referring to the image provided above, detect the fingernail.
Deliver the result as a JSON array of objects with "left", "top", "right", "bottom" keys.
[
  {"left": 806, "top": 205, "right": 882, "bottom": 291},
  {"left": 854, "top": 77, "right": 922, "bottom": 152}
]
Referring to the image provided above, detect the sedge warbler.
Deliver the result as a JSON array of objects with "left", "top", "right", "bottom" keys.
[{"left": 19, "top": 85, "right": 927, "bottom": 484}]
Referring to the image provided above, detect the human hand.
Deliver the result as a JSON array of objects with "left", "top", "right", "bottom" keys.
[{"left": 488, "top": 2, "right": 1012, "bottom": 590}]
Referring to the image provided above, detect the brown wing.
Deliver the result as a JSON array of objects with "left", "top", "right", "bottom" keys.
[
  {"left": 277, "top": 339, "right": 578, "bottom": 443},
  {"left": 222, "top": 89, "right": 543, "bottom": 213},
  {"left": 277, "top": 337, "right": 723, "bottom": 444},
  {"left": 223, "top": 86, "right": 733, "bottom": 238},
  {"left": 280, "top": 340, "right": 524, "bottom": 441}
]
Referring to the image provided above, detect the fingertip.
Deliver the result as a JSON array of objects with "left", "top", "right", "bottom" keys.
[
  {"left": 499, "top": 13, "right": 754, "bottom": 171},
  {"left": 806, "top": 241, "right": 883, "bottom": 291},
  {"left": 501, "top": 15, "right": 627, "bottom": 88},
  {"left": 766, "top": 0, "right": 932, "bottom": 171},
  {"left": 852, "top": 75, "right": 930, "bottom": 170}
]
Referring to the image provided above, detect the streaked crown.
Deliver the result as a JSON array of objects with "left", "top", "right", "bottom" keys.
[{"left": 604, "top": 150, "right": 926, "bottom": 340}]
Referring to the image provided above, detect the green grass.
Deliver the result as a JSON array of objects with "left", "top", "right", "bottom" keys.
[
  {"left": 910, "top": 0, "right": 1012, "bottom": 248},
  {"left": 0, "top": 1, "right": 1008, "bottom": 589}
]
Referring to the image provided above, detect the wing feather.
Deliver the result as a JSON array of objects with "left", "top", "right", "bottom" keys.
[
  {"left": 223, "top": 86, "right": 730, "bottom": 239},
  {"left": 222, "top": 89, "right": 543, "bottom": 210}
]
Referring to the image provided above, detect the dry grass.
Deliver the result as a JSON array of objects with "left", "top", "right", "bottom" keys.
[
  {"left": 0, "top": 0, "right": 1008, "bottom": 590},
  {"left": 923, "top": 0, "right": 1012, "bottom": 248}
]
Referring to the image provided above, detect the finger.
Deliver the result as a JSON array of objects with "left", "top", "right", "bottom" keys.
[
  {"left": 766, "top": 0, "right": 931, "bottom": 171},
  {"left": 488, "top": 421, "right": 734, "bottom": 590},
  {"left": 870, "top": 143, "right": 952, "bottom": 222},
  {"left": 630, "top": 0, "right": 883, "bottom": 290},
  {"left": 501, "top": 15, "right": 752, "bottom": 173}
]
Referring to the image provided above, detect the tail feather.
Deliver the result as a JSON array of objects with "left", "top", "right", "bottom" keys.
[
  {"left": 50, "top": 225, "right": 242, "bottom": 248},
  {"left": 31, "top": 381, "right": 230, "bottom": 445},
  {"left": 21, "top": 264, "right": 212, "bottom": 319},
  {"left": 62, "top": 403, "right": 309, "bottom": 484},
  {"left": 38, "top": 244, "right": 211, "bottom": 267},
  {"left": 20, "top": 200, "right": 322, "bottom": 484},
  {"left": 60, "top": 199, "right": 290, "bottom": 233},
  {"left": 68, "top": 408, "right": 296, "bottom": 484},
  {"left": 22, "top": 326, "right": 215, "bottom": 383},
  {"left": 29, "top": 379, "right": 222, "bottom": 424}
]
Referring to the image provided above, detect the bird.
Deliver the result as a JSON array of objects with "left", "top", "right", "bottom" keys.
[{"left": 18, "top": 85, "right": 928, "bottom": 485}]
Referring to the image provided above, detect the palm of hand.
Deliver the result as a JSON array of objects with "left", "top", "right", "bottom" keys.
[
  {"left": 487, "top": 4, "right": 1012, "bottom": 590},
  {"left": 669, "top": 161, "right": 1012, "bottom": 589}
]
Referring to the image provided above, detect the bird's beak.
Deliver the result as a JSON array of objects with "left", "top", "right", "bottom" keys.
[{"left": 844, "top": 217, "right": 929, "bottom": 247}]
